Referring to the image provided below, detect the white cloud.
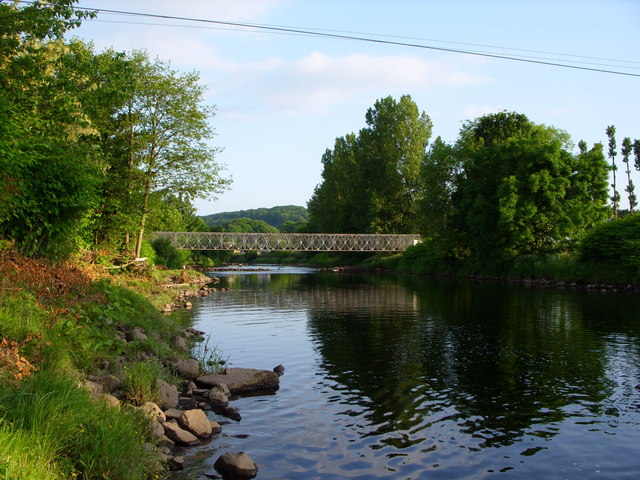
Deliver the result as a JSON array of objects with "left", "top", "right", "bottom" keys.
[{"left": 212, "top": 52, "right": 491, "bottom": 116}]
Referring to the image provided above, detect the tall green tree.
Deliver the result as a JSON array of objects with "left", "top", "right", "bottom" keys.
[
  {"left": 0, "top": 1, "right": 99, "bottom": 257},
  {"left": 452, "top": 112, "right": 609, "bottom": 265},
  {"left": 116, "top": 54, "right": 229, "bottom": 257},
  {"left": 621, "top": 137, "right": 636, "bottom": 213},
  {"left": 307, "top": 134, "right": 358, "bottom": 232},
  {"left": 606, "top": 125, "right": 620, "bottom": 217},
  {"left": 308, "top": 95, "right": 431, "bottom": 234},
  {"left": 418, "top": 136, "right": 460, "bottom": 238}
]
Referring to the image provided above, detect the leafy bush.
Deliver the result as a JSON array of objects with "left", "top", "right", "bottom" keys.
[
  {"left": 151, "top": 237, "right": 189, "bottom": 269},
  {"left": 579, "top": 214, "right": 640, "bottom": 272}
]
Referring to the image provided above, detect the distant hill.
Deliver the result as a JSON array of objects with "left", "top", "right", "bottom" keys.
[{"left": 200, "top": 205, "right": 308, "bottom": 230}]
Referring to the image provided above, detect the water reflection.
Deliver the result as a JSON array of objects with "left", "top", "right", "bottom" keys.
[{"left": 185, "top": 271, "right": 640, "bottom": 479}]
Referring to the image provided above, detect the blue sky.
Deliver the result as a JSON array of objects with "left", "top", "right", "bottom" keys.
[{"left": 69, "top": 0, "right": 640, "bottom": 215}]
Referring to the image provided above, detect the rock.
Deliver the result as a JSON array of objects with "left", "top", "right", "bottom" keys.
[
  {"left": 163, "top": 421, "right": 200, "bottom": 446},
  {"left": 140, "top": 402, "right": 166, "bottom": 423},
  {"left": 130, "top": 326, "right": 148, "bottom": 341},
  {"left": 164, "top": 408, "right": 184, "bottom": 420},
  {"left": 93, "top": 374, "right": 122, "bottom": 393},
  {"left": 169, "top": 456, "right": 185, "bottom": 471},
  {"left": 178, "top": 396, "right": 198, "bottom": 410},
  {"left": 162, "top": 304, "right": 174, "bottom": 313},
  {"left": 156, "top": 379, "right": 179, "bottom": 409},
  {"left": 176, "top": 358, "right": 201, "bottom": 379},
  {"left": 171, "top": 335, "right": 188, "bottom": 350},
  {"left": 214, "top": 405, "right": 241, "bottom": 421},
  {"left": 82, "top": 380, "right": 103, "bottom": 400},
  {"left": 204, "top": 389, "right": 229, "bottom": 407},
  {"left": 195, "top": 368, "right": 280, "bottom": 394},
  {"left": 150, "top": 418, "right": 165, "bottom": 438},
  {"left": 184, "top": 301, "right": 192, "bottom": 309},
  {"left": 178, "top": 409, "right": 213, "bottom": 438},
  {"left": 210, "top": 420, "right": 222, "bottom": 434},
  {"left": 214, "top": 452, "right": 258, "bottom": 479},
  {"left": 100, "top": 393, "right": 120, "bottom": 408},
  {"left": 273, "top": 364, "right": 285, "bottom": 376}
]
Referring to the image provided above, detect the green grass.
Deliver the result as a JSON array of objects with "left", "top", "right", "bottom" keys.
[
  {"left": 121, "top": 361, "right": 162, "bottom": 405},
  {"left": 0, "top": 369, "right": 160, "bottom": 480}
]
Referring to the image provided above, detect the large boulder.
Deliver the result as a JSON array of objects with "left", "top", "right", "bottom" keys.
[
  {"left": 156, "top": 379, "right": 179, "bottom": 409},
  {"left": 175, "top": 358, "right": 200, "bottom": 379},
  {"left": 163, "top": 421, "right": 200, "bottom": 446},
  {"left": 214, "top": 451, "right": 258, "bottom": 479},
  {"left": 178, "top": 409, "right": 212, "bottom": 438},
  {"left": 139, "top": 402, "right": 166, "bottom": 423},
  {"left": 195, "top": 368, "right": 279, "bottom": 394}
]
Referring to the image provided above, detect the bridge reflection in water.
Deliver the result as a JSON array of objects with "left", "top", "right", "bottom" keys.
[{"left": 154, "top": 232, "right": 421, "bottom": 252}]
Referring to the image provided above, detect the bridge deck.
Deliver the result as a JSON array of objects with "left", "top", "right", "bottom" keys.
[{"left": 155, "top": 232, "right": 420, "bottom": 252}]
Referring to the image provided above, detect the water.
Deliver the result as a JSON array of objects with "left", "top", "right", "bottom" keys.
[{"left": 175, "top": 266, "right": 640, "bottom": 480}]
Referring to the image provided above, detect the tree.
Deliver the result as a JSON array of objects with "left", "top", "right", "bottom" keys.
[
  {"left": 606, "top": 125, "right": 620, "bottom": 217},
  {"left": 418, "top": 137, "right": 460, "bottom": 238},
  {"left": 119, "top": 54, "right": 230, "bottom": 257},
  {"left": 356, "top": 95, "right": 432, "bottom": 233},
  {"left": 621, "top": 137, "right": 636, "bottom": 213},
  {"left": 308, "top": 95, "right": 432, "bottom": 234},
  {"left": 307, "top": 134, "right": 358, "bottom": 232},
  {"left": 0, "top": 1, "right": 100, "bottom": 257},
  {"left": 452, "top": 112, "right": 609, "bottom": 265}
]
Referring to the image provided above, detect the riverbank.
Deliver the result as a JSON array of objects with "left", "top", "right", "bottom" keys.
[{"left": 0, "top": 245, "right": 230, "bottom": 480}]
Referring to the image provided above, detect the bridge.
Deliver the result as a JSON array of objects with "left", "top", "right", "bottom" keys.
[{"left": 154, "top": 232, "right": 421, "bottom": 252}]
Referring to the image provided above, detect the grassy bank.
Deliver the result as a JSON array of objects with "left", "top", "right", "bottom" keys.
[{"left": 0, "top": 245, "right": 208, "bottom": 480}]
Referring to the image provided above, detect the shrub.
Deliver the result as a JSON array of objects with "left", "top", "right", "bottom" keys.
[
  {"left": 151, "top": 237, "right": 189, "bottom": 269},
  {"left": 579, "top": 214, "right": 640, "bottom": 272}
]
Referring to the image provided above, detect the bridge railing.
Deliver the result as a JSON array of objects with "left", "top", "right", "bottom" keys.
[{"left": 154, "top": 232, "right": 421, "bottom": 252}]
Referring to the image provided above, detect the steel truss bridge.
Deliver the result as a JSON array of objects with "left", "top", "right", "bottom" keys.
[{"left": 154, "top": 232, "right": 421, "bottom": 252}]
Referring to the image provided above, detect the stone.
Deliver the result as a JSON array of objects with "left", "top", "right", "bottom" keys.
[
  {"left": 82, "top": 380, "right": 103, "bottom": 400},
  {"left": 140, "top": 402, "right": 166, "bottom": 423},
  {"left": 171, "top": 335, "right": 188, "bottom": 350},
  {"left": 273, "top": 364, "right": 285, "bottom": 376},
  {"left": 203, "top": 389, "right": 229, "bottom": 407},
  {"left": 169, "top": 456, "right": 185, "bottom": 471},
  {"left": 178, "top": 409, "right": 213, "bottom": 438},
  {"left": 130, "top": 326, "right": 148, "bottom": 341},
  {"left": 164, "top": 408, "right": 184, "bottom": 420},
  {"left": 214, "top": 452, "right": 258, "bottom": 479},
  {"left": 176, "top": 358, "right": 201, "bottom": 379},
  {"left": 163, "top": 421, "right": 200, "bottom": 446},
  {"left": 93, "top": 374, "right": 122, "bottom": 393},
  {"left": 210, "top": 421, "right": 222, "bottom": 434},
  {"left": 156, "top": 379, "right": 179, "bottom": 409},
  {"left": 100, "top": 393, "right": 120, "bottom": 408},
  {"left": 195, "top": 368, "right": 280, "bottom": 394},
  {"left": 150, "top": 418, "right": 165, "bottom": 438},
  {"left": 214, "top": 405, "right": 241, "bottom": 421}
]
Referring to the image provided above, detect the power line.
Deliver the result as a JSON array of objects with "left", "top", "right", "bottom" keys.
[
  {"left": 90, "top": 18, "right": 640, "bottom": 72},
  {"left": 15, "top": 1, "right": 640, "bottom": 78}
]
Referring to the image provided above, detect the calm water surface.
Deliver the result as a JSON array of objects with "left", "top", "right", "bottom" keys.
[{"left": 175, "top": 266, "right": 640, "bottom": 480}]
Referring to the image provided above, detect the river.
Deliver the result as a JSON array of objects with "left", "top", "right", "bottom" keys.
[{"left": 174, "top": 266, "right": 640, "bottom": 480}]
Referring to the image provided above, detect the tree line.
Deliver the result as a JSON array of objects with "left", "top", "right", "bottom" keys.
[
  {"left": 0, "top": 0, "right": 229, "bottom": 259},
  {"left": 307, "top": 95, "right": 639, "bottom": 271}
]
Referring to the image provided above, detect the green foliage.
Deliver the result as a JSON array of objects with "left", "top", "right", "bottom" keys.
[
  {"left": 0, "top": 370, "right": 157, "bottom": 480},
  {"left": 151, "top": 236, "right": 189, "bottom": 269},
  {"left": 308, "top": 95, "right": 432, "bottom": 234},
  {"left": 0, "top": 419, "right": 62, "bottom": 480},
  {"left": 452, "top": 112, "right": 609, "bottom": 264},
  {"left": 201, "top": 205, "right": 309, "bottom": 230},
  {"left": 579, "top": 214, "right": 640, "bottom": 272},
  {"left": 222, "top": 217, "right": 279, "bottom": 233},
  {"left": 121, "top": 361, "right": 161, "bottom": 405}
]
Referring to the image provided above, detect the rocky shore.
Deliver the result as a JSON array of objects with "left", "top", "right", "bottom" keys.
[{"left": 75, "top": 271, "right": 282, "bottom": 479}]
